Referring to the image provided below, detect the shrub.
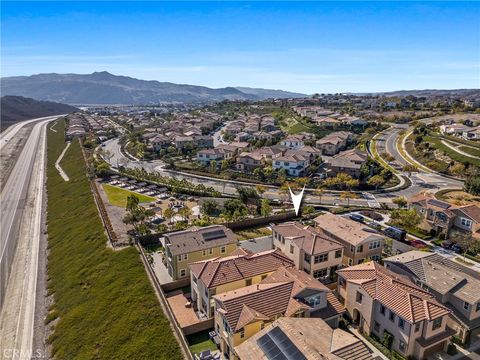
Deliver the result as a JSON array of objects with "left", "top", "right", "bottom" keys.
[{"left": 447, "top": 343, "right": 458, "bottom": 355}]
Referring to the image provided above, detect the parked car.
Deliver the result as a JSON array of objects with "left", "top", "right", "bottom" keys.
[
  {"left": 349, "top": 214, "right": 365, "bottom": 223},
  {"left": 452, "top": 244, "right": 463, "bottom": 254},
  {"left": 367, "top": 221, "right": 382, "bottom": 231},
  {"left": 441, "top": 240, "right": 453, "bottom": 249},
  {"left": 383, "top": 226, "right": 407, "bottom": 241}
]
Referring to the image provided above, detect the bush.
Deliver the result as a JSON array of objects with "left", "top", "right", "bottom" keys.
[
  {"left": 447, "top": 343, "right": 458, "bottom": 355},
  {"left": 464, "top": 173, "right": 480, "bottom": 195}
]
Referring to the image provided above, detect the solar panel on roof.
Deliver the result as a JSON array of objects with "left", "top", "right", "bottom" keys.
[
  {"left": 428, "top": 199, "right": 450, "bottom": 209},
  {"left": 202, "top": 229, "right": 226, "bottom": 241},
  {"left": 257, "top": 327, "right": 307, "bottom": 360}
]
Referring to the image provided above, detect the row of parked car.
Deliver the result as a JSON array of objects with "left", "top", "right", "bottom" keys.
[{"left": 107, "top": 175, "right": 168, "bottom": 198}]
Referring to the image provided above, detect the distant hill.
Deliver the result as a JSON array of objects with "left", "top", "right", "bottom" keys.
[
  {"left": 234, "top": 86, "right": 306, "bottom": 99},
  {"left": 364, "top": 89, "right": 480, "bottom": 97},
  {"left": 1, "top": 71, "right": 306, "bottom": 105},
  {"left": 1, "top": 96, "right": 77, "bottom": 131}
]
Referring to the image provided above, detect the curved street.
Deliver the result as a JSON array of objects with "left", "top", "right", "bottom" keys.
[{"left": 102, "top": 130, "right": 463, "bottom": 208}]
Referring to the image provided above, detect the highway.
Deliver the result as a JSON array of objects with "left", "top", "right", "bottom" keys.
[{"left": 0, "top": 117, "right": 55, "bottom": 359}]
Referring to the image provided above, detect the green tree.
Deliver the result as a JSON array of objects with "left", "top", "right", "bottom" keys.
[
  {"left": 178, "top": 206, "right": 192, "bottom": 222},
  {"left": 367, "top": 175, "right": 385, "bottom": 190},
  {"left": 210, "top": 160, "right": 218, "bottom": 173},
  {"left": 464, "top": 173, "right": 480, "bottom": 195},
  {"left": 340, "top": 191, "right": 358, "bottom": 207},
  {"left": 163, "top": 208, "right": 175, "bottom": 224},
  {"left": 223, "top": 199, "right": 248, "bottom": 220},
  {"left": 260, "top": 198, "right": 272, "bottom": 217},
  {"left": 390, "top": 209, "right": 422, "bottom": 229},
  {"left": 402, "top": 164, "right": 418, "bottom": 176},
  {"left": 392, "top": 196, "right": 408, "bottom": 208},
  {"left": 200, "top": 199, "right": 219, "bottom": 216}
]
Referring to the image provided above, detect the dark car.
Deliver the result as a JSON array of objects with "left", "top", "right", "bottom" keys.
[
  {"left": 349, "top": 214, "right": 365, "bottom": 223},
  {"left": 441, "top": 241, "right": 453, "bottom": 249},
  {"left": 452, "top": 244, "right": 463, "bottom": 254},
  {"left": 367, "top": 221, "right": 382, "bottom": 230}
]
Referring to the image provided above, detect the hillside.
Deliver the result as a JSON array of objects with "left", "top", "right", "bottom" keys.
[
  {"left": 1, "top": 71, "right": 307, "bottom": 105},
  {"left": 0, "top": 96, "right": 77, "bottom": 131}
]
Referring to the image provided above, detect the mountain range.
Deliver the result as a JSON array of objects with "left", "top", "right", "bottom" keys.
[
  {"left": 0, "top": 71, "right": 307, "bottom": 105},
  {"left": 0, "top": 96, "right": 77, "bottom": 131}
]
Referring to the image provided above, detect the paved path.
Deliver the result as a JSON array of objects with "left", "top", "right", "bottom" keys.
[
  {"left": 441, "top": 139, "right": 478, "bottom": 159},
  {"left": 55, "top": 141, "right": 71, "bottom": 181}
]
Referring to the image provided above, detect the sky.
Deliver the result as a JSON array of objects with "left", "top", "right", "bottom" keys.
[{"left": 1, "top": 1, "right": 479, "bottom": 94}]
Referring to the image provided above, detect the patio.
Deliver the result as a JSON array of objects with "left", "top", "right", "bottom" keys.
[{"left": 165, "top": 290, "right": 201, "bottom": 328}]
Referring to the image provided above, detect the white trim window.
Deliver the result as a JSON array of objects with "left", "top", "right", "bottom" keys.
[
  {"left": 369, "top": 241, "right": 381, "bottom": 250},
  {"left": 461, "top": 218, "right": 472, "bottom": 228},
  {"left": 180, "top": 269, "right": 187, "bottom": 277}
]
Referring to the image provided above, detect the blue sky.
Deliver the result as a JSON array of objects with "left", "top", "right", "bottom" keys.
[{"left": 1, "top": 1, "right": 479, "bottom": 93}]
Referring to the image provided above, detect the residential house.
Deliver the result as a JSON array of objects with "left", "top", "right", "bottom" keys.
[
  {"left": 439, "top": 124, "right": 471, "bottom": 136},
  {"left": 315, "top": 117, "right": 340, "bottom": 128},
  {"left": 324, "top": 148, "right": 368, "bottom": 178},
  {"left": 213, "top": 266, "right": 345, "bottom": 359},
  {"left": 235, "top": 317, "right": 375, "bottom": 360},
  {"left": 235, "top": 132, "right": 252, "bottom": 142},
  {"left": 272, "top": 153, "right": 309, "bottom": 177},
  {"left": 409, "top": 194, "right": 480, "bottom": 238},
  {"left": 337, "top": 262, "right": 454, "bottom": 359},
  {"left": 164, "top": 225, "right": 238, "bottom": 280},
  {"left": 149, "top": 134, "right": 171, "bottom": 151},
  {"left": 256, "top": 146, "right": 284, "bottom": 161},
  {"left": 197, "top": 148, "right": 232, "bottom": 166},
  {"left": 272, "top": 222, "right": 344, "bottom": 284},
  {"left": 281, "top": 135, "right": 305, "bottom": 149},
  {"left": 314, "top": 212, "right": 385, "bottom": 265},
  {"left": 189, "top": 248, "right": 294, "bottom": 318},
  {"left": 462, "top": 127, "right": 480, "bottom": 141},
  {"left": 236, "top": 152, "right": 264, "bottom": 171},
  {"left": 384, "top": 251, "right": 480, "bottom": 344},
  {"left": 316, "top": 131, "right": 353, "bottom": 156},
  {"left": 285, "top": 146, "right": 322, "bottom": 164}
]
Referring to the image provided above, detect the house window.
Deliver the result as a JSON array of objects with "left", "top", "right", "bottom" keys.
[
  {"left": 371, "top": 255, "right": 381, "bottom": 261},
  {"left": 380, "top": 305, "right": 386, "bottom": 316},
  {"left": 389, "top": 311, "right": 395, "bottom": 322},
  {"left": 202, "top": 250, "right": 207, "bottom": 256},
  {"left": 180, "top": 269, "right": 187, "bottom": 277},
  {"left": 183, "top": 254, "right": 188, "bottom": 261},
  {"left": 335, "top": 250, "right": 342, "bottom": 258},
  {"left": 461, "top": 218, "right": 472, "bottom": 228},
  {"left": 314, "top": 253, "right": 328, "bottom": 263},
  {"left": 399, "top": 340, "right": 406, "bottom": 353},
  {"left": 357, "top": 245, "right": 363, "bottom": 253},
  {"left": 290, "top": 245, "right": 294, "bottom": 254},
  {"left": 357, "top": 259, "right": 364, "bottom": 264},
  {"left": 209, "top": 248, "right": 213, "bottom": 255},
  {"left": 464, "top": 302, "right": 470, "bottom": 310},
  {"left": 220, "top": 246, "right": 226, "bottom": 254},
  {"left": 313, "top": 269, "right": 328, "bottom": 279},
  {"left": 398, "top": 318, "right": 405, "bottom": 329},
  {"left": 240, "top": 328, "right": 245, "bottom": 338},
  {"left": 415, "top": 323, "right": 420, "bottom": 332},
  {"left": 374, "top": 321, "right": 380, "bottom": 333},
  {"left": 350, "top": 245, "right": 355, "bottom": 253},
  {"left": 369, "top": 241, "right": 381, "bottom": 250},
  {"left": 432, "top": 317, "right": 442, "bottom": 330},
  {"left": 246, "top": 279, "right": 252, "bottom": 286},
  {"left": 348, "top": 259, "right": 353, "bottom": 266},
  {"left": 304, "top": 254, "right": 311, "bottom": 263},
  {"left": 356, "top": 291, "right": 363, "bottom": 304}
]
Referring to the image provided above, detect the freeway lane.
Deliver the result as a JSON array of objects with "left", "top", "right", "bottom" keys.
[{"left": 0, "top": 118, "right": 51, "bottom": 359}]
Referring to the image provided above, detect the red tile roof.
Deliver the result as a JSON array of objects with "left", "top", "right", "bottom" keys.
[{"left": 338, "top": 262, "right": 449, "bottom": 323}]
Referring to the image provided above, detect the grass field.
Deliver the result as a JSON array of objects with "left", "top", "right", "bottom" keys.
[
  {"left": 46, "top": 120, "right": 182, "bottom": 359},
  {"left": 102, "top": 183, "right": 155, "bottom": 207},
  {"left": 235, "top": 226, "right": 272, "bottom": 241},
  {"left": 458, "top": 145, "right": 480, "bottom": 158},
  {"left": 187, "top": 332, "right": 217, "bottom": 355},
  {"left": 425, "top": 136, "right": 480, "bottom": 167}
]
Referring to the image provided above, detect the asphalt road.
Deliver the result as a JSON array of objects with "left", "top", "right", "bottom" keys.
[{"left": 0, "top": 117, "right": 53, "bottom": 359}]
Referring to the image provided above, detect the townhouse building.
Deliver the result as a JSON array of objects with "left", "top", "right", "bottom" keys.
[
  {"left": 235, "top": 317, "right": 375, "bottom": 360},
  {"left": 314, "top": 213, "right": 385, "bottom": 265},
  {"left": 213, "top": 266, "right": 345, "bottom": 359},
  {"left": 384, "top": 251, "right": 480, "bottom": 344},
  {"left": 164, "top": 225, "right": 238, "bottom": 280},
  {"left": 272, "top": 222, "right": 344, "bottom": 284},
  {"left": 315, "top": 131, "right": 353, "bottom": 156},
  {"left": 337, "top": 262, "right": 454, "bottom": 359},
  {"left": 324, "top": 148, "right": 368, "bottom": 178},
  {"left": 272, "top": 153, "right": 309, "bottom": 177},
  {"left": 189, "top": 248, "right": 293, "bottom": 319},
  {"left": 409, "top": 194, "right": 480, "bottom": 238}
]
